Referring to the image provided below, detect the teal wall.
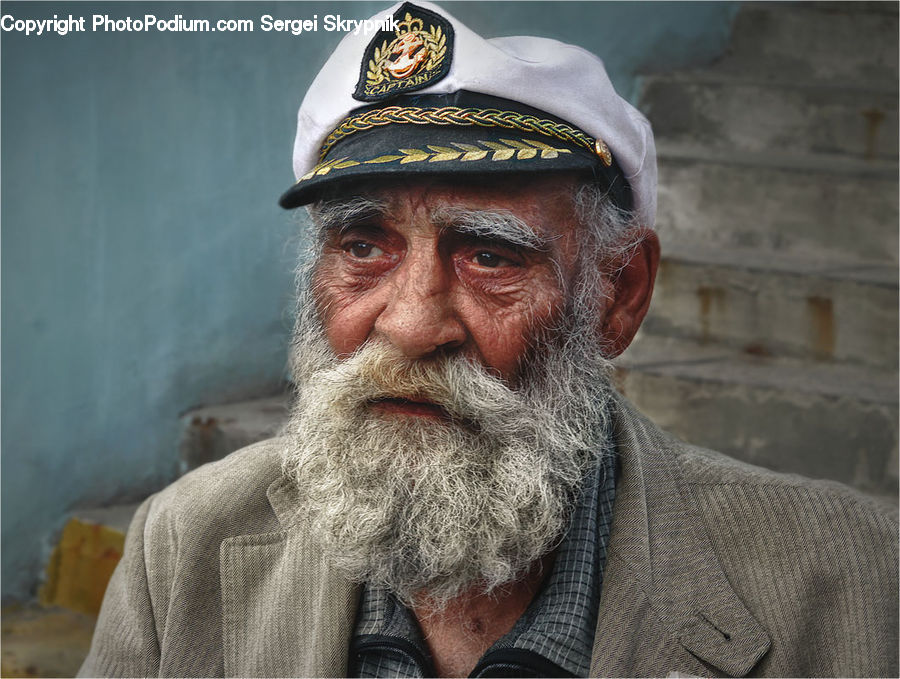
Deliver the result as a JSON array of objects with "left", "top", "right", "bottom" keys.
[{"left": 1, "top": 1, "right": 738, "bottom": 601}]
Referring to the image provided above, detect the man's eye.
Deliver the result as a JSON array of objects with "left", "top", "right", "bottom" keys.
[
  {"left": 346, "top": 241, "right": 383, "bottom": 259},
  {"left": 472, "top": 251, "right": 512, "bottom": 268}
]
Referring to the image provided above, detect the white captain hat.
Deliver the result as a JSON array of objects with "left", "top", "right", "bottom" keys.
[{"left": 279, "top": 1, "right": 657, "bottom": 227}]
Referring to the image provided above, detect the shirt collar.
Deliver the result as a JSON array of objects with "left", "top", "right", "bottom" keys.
[{"left": 350, "top": 449, "right": 618, "bottom": 677}]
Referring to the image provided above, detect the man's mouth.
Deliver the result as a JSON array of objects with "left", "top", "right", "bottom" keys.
[{"left": 368, "top": 397, "right": 451, "bottom": 420}]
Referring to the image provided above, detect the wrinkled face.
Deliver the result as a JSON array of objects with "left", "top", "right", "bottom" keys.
[
  {"left": 313, "top": 176, "right": 586, "bottom": 394},
  {"left": 287, "top": 175, "right": 618, "bottom": 605}
]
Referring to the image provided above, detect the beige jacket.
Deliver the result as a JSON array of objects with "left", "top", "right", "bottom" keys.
[{"left": 80, "top": 396, "right": 899, "bottom": 677}]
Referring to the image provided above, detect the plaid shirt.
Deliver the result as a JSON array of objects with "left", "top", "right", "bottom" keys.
[{"left": 349, "top": 449, "right": 617, "bottom": 678}]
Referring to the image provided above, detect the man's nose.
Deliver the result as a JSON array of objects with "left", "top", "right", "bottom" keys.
[{"left": 373, "top": 251, "right": 467, "bottom": 358}]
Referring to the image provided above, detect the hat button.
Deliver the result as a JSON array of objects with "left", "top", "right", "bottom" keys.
[{"left": 594, "top": 139, "right": 612, "bottom": 167}]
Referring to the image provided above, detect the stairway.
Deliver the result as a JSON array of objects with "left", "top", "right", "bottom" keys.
[
  {"left": 617, "top": 1, "right": 898, "bottom": 498},
  {"left": 1, "top": 397, "right": 290, "bottom": 677}
]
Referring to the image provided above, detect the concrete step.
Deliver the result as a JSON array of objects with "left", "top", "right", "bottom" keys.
[
  {"left": 645, "top": 247, "right": 898, "bottom": 369},
  {"left": 640, "top": 75, "right": 898, "bottom": 160},
  {"left": 178, "top": 393, "right": 290, "bottom": 474},
  {"left": 34, "top": 394, "right": 294, "bottom": 620},
  {"left": 1, "top": 604, "right": 95, "bottom": 678},
  {"left": 656, "top": 148, "right": 898, "bottom": 263},
  {"left": 38, "top": 505, "right": 139, "bottom": 618},
  {"left": 803, "top": 1, "right": 899, "bottom": 15},
  {"left": 614, "top": 334, "right": 898, "bottom": 496},
  {"left": 714, "top": 2, "right": 898, "bottom": 86}
]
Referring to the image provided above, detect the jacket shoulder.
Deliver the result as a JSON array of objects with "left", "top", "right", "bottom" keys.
[
  {"left": 145, "top": 437, "right": 289, "bottom": 543},
  {"left": 675, "top": 442, "right": 898, "bottom": 527},
  {"left": 83, "top": 439, "right": 293, "bottom": 677}
]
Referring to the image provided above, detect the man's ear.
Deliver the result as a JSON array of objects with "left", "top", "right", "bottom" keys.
[{"left": 598, "top": 229, "right": 660, "bottom": 358}]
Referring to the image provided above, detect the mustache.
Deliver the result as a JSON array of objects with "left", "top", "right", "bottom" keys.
[{"left": 313, "top": 341, "right": 522, "bottom": 426}]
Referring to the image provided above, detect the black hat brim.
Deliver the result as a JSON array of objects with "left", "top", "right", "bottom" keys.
[{"left": 279, "top": 92, "right": 633, "bottom": 211}]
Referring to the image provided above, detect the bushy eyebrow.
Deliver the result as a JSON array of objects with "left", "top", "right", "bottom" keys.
[
  {"left": 308, "top": 197, "right": 387, "bottom": 242},
  {"left": 432, "top": 207, "right": 551, "bottom": 251},
  {"left": 309, "top": 198, "right": 552, "bottom": 252}
]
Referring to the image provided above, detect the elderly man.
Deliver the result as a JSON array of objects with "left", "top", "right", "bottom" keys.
[{"left": 81, "top": 2, "right": 897, "bottom": 677}]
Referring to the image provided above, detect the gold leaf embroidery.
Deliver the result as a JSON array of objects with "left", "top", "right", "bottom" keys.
[
  {"left": 364, "top": 155, "right": 403, "bottom": 164},
  {"left": 522, "top": 139, "right": 556, "bottom": 149},
  {"left": 297, "top": 139, "right": 572, "bottom": 184},
  {"left": 398, "top": 148, "right": 430, "bottom": 164},
  {"left": 500, "top": 139, "right": 538, "bottom": 159},
  {"left": 425, "top": 25, "right": 446, "bottom": 71},
  {"left": 452, "top": 142, "right": 488, "bottom": 161},
  {"left": 521, "top": 139, "right": 568, "bottom": 158},
  {"left": 312, "top": 158, "right": 341, "bottom": 176},
  {"left": 426, "top": 145, "right": 461, "bottom": 161},
  {"left": 366, "top": 41, "right": 389, "bottom": 86},
  {"left": 499, "top": 138, "right": 531, "bottom": 149}
]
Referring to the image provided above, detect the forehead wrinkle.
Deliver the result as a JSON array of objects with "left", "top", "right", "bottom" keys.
[{"left": 430, "top": 206, "right": 552, "bottom": 250}]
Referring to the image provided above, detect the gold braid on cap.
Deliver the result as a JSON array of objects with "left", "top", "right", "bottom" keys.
[{"left": 319, "top": 106, "right": 613, "bottom": 166}]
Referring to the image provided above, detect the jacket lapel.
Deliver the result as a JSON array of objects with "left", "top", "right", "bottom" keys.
[
  {"left": 219, "top": 477, "right": 360, "bottom": 678},
  {"left": 591, "top": 396, "right": 771, "bottom": 677}
]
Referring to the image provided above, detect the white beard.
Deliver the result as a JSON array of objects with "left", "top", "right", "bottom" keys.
[{"left": 282, "top": 309, "right": 615, "bottom": 609}]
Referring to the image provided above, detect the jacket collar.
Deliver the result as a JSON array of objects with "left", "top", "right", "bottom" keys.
[{"left": 590, "top": 394, "right": 771, "bottom": 677}]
